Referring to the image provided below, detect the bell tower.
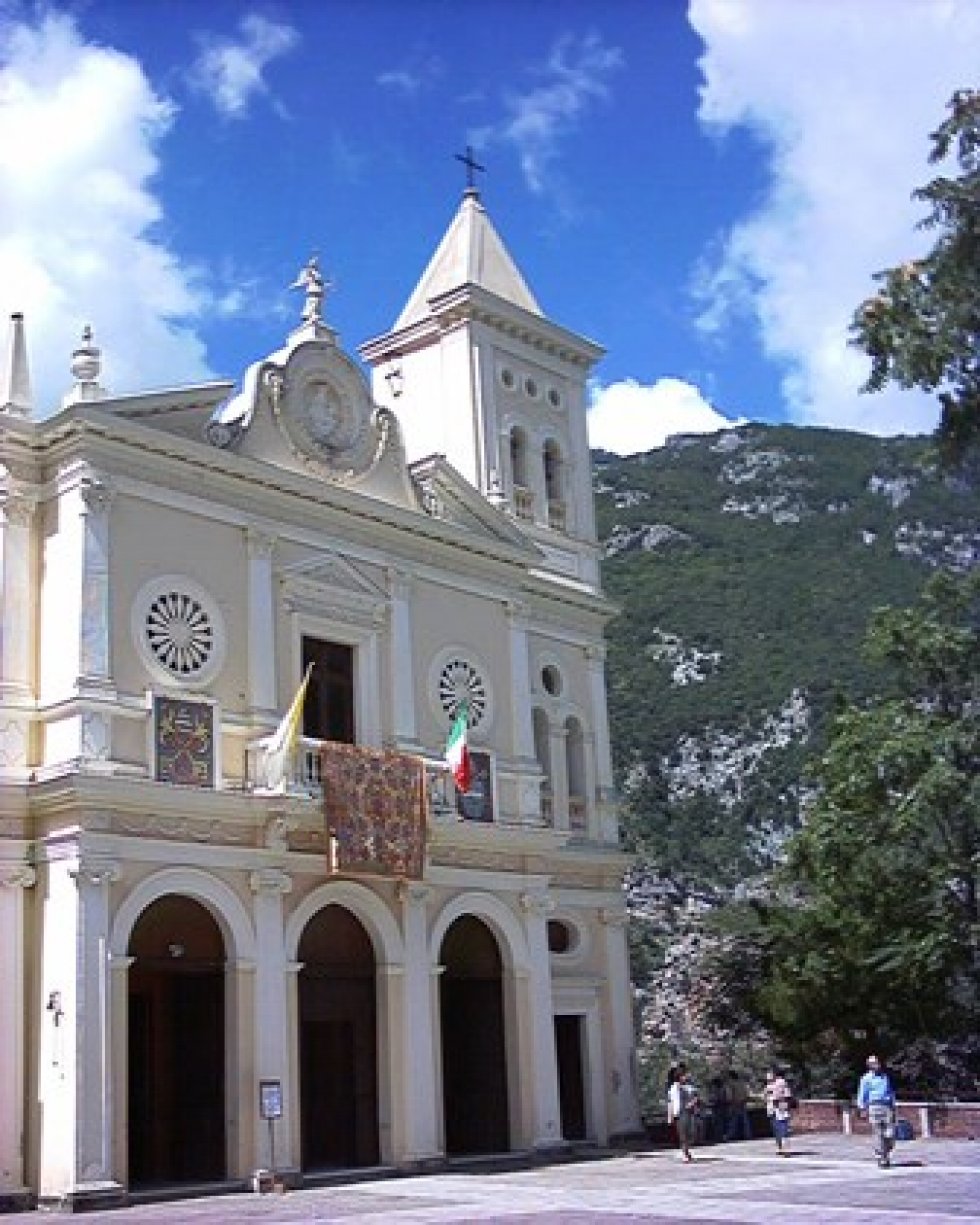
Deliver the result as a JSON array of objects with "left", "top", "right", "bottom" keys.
[{"left": 360, "top": 182, "right": 604, "bottom": 589}]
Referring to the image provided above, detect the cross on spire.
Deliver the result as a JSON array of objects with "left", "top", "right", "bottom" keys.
[{"left": 455, "top": 145, "right": 486, "bottom": 194}]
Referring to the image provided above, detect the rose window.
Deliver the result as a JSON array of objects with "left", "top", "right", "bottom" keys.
[
  {"left": 145, "top": 592, "right": 214, "bottom": 678},
  {"left": 438, "top": 658, "right": 487, "bottom": 728}
]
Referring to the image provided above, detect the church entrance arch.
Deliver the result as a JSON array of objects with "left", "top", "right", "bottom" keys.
[
  {"left": 298, "top": 904, "right": 379, "bottom": 1169},
  {"left": 439, "top": 915, "right": 510, "bottom": 1155},
  {"left": 127, "top": 895, "right": 226, "bottom": 1187}
]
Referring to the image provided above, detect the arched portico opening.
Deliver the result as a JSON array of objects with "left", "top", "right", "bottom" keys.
[
  {"left": 127, "top": 895, "right": 226, "bottom": 1187},
  {"left": 439, "top": 915, "right": 509, "bottom": 1155},
  {"left": 298, "top": 904, "right": 379, "bottom": 1169}
]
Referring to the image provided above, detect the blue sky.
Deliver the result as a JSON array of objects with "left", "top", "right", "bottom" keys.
[{"left": 1, "top": 0, "right": 978, "bottom": 454}]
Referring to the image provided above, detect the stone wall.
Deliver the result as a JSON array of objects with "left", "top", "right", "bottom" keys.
[{"left": 794, "top": 1099, "right": 980, "bottom": 1140}]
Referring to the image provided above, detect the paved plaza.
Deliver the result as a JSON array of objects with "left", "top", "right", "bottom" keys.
[{"left": 6, "top": 1133, "right": 979, "bottom": 1223}]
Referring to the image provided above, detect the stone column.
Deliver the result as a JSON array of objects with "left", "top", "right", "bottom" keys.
[
  {"left": 598, "top": 907, "right": 641, "bottom": 1140},
  {"left": 107, "top": 955, "right": 133, "bottom": 1187},
  {"left": 520, "top": 891, "right": 562, "bottom": 1150},
  {"left": 246, "top": 530, "right": 277, "bottom": 720},
  {"left": 77, "top": 477, "right": 115, "bottom": 768},
  {"left": 387, "top": 571, "right": 421, "bottom": 753},
  {"left": 397, "top": 882, "right": 439, "bottom": 1162},
  {"left": 67, "top": 857, "right": 124, "bottom": 1206},
  {"left": 249, "top": 869, "right": 293, "bottom": 1172},
  {"left": 0, "top": 864, "right": 35, "bottom": 1209},
  {"left": 585, "top": 644, "right": 617, "bottom": 842}
]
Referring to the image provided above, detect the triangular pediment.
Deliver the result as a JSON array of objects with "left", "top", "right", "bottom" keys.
[
  {"left": 409, "top": 455, "right": 543, "bottom": 560},
  {"left": 280, "top": 552, "right": 384, "bottom": 597}
]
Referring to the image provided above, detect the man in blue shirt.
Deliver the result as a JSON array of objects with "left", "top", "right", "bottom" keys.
[{"left": 857, "top": 1054, "right": 896, "bottom": 1167}]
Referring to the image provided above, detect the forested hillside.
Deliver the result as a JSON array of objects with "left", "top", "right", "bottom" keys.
[{"left": 595, "top": 423, "right": 979, "bottom": 1102}]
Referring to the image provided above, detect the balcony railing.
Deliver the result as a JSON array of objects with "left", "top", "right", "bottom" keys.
[
  {"left": 547, "top": 499, "right": 567, "bottom": 531},
  {"left": 513, "top": 485, "right": 535, "bottom": 521}
]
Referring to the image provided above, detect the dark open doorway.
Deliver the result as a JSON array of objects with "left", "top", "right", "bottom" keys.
[
  {"left": 302, "top": 637, "right": 355, "bottom": 744},
  {"left": 439, "top": 916, "right": 509, "bottom": 1155},
  {"left": 554, "top": 1014, "right": 587, "bottom": 1141},
  {"left": 127, "top": 895, "right": 226, "bottom": 1187},
  {"left": 298, "top": 905, "right": 379, "bottom": 1169}
]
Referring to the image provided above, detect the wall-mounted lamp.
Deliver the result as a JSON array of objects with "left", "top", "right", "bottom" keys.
[
  {"left": 384, "top": 364, "right": 404, "bottom": 399},
  {"left": 46, "top": 990, "right": 63, "bottom": 1027},
  {"left": 168, "top": 942, "right": 185, "bottom": 959}
]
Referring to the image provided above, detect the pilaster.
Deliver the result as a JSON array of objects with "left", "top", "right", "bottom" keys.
[
  {"left": 396, "top": 881, "right": 440, "bottom": 1162},
  {"left": 249, "top": 868, "right": 294, "bottom": 1172},
  {"left": 0, "top": 864, "right": 35, "bottom": 1210},
  {"left": 387, "top": 570, "right": 422, "bottom": 753},
  {"left": 598, "top": 906, "right": 641, "bottom": 1140},
  {"left": 519, "top": 891, "right": 562, "bottom": 1149},
  {"left": 246, "top": 530, "right": 278, "bottom": 719},
  {"left": 0, "top": 485, "right": 36, "bottom": 777},
  {"left": 585, "top": 644, "right": 617, "bottom": 842}
]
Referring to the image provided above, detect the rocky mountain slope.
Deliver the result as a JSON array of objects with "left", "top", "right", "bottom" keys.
[{"left": 594, "top": 423, "right": 979, "bottom": 1099}]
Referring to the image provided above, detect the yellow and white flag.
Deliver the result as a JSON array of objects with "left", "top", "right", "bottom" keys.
[{"left": 264, "top": 663, "right": 313, "bottom": 790}]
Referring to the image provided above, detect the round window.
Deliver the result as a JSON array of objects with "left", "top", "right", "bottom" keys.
[
  {"left": 524, "top": 377, "right": 539, "bottom": 399},
  {"left": 500, "top": 368, "right": 516, "bottom": 390},
  {"left": 437, "top": 658, "right": 488, "bottom": 728},
  {"left": 547, "top": 387, "right": 561, "bottom": 408},
  {"left": 547, "top": 920, "right": 573, "bottom": 954},
  {"left": 132, "top": 576, "right": 226, "bottom": 688}
]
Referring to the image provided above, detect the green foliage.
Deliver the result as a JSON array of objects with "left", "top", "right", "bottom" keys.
[
  {"left": 851, "top": 90, "right": 980, "bottom": 462},
  {"left": 704, "top": 573, "right": 980, "bottom": 1094}
]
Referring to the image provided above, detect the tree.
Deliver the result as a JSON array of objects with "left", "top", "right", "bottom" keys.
[
  {"left": 852, "top": 90, "right": 980, "bottom": 462},
  {"left": 704, "top": 571, "right": 979, "bottom": 1094}
]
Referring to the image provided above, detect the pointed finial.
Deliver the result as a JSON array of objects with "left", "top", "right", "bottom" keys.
[
  {"left": 63, "top": 324, "right": 105, "bottom": 407},
  {"left": 1, "top": 312, "right": 33, "bottom": 418}
]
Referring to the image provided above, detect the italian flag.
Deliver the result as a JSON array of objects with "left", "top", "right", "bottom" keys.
[{"left": 445, "top": 705, "right": 472, "bottom": 793}]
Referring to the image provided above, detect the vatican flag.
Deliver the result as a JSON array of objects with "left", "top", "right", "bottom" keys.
[{"left": 264, "top": 663, "right": 313, "bottom": 790}]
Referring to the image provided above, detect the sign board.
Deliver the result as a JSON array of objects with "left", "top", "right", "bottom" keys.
[
  {"left": 259, "top": 1079, "right": 283, "bottom": 1120},
  {"left": 153, "top": 695, "right": 215, "bottom": 787}
]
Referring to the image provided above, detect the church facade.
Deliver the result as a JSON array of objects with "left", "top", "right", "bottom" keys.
[{"left": 0, "top": 187, "right": 640, "bottom": 1210}]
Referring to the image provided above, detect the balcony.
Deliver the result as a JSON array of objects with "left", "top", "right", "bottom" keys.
[
  {"left": 513, "top": 485, "right": 535, "bottom": 521},
  {"left": 547, "top": 499, "right": 566, "bottom": 532}
]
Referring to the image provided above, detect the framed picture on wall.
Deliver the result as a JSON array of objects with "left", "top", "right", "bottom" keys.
[
  {"left": 152, "top": 695, "right": 215, "bottom": 787},
  {"left": 455, "top": 749, "right": 494, "bottom": 823}
]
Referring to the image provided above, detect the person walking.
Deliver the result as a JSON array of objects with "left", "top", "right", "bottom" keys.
[
  {"left": 667, "top": 1065, "right": 699, "bottom": 1162},
  {"left": 857, "top": 1054, "right": 897, "bottom": 1168},
  {"left": 764, "top": 1068, "right": 793, "bottom": 1155}
]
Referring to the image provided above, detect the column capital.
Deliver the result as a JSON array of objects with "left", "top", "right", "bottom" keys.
[
  {"left": 0, "top": 864, "right": 36, "bottom": 889},
  {"left": 69, "top": 858, "right": 121, "bottom": 888},
  {"left": 79, "top": 474, "right": 115, "bottom": 515},
  {"left": 396, "top": 880, "right": 430, "bottom": 906},
  {"left": 599, "top": 906, "right": 628, "bottom": 928},
  {"left": 0, "top": 484, "right": 37, "bottom": 527},
  {"left": 584, "top": 642, "right": 607, "bottom": 663},
  {"left": 246, "top": 527, "right": 276, "bottom": 559},
  {"left": 250, "top": 867, "right": 292, "bottom": 896},
  {"left": 520, "top": 890, "right": 555, "bottom": 919}
]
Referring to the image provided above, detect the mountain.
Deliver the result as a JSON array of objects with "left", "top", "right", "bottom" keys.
[{"left": 594, "top": 423, "right": 979, "bottom": 1098}]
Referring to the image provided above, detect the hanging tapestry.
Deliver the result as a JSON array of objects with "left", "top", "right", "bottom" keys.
[{"left": 319, "top": 742, "right": 426, "bottom": 878}]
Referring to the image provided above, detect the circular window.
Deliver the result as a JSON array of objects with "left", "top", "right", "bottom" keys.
[
  {"left": 524, "top": 377, "right": 539, "bottom": 399},
  {"left": 437, "top": 657, "right": 488, "bottom": 728},
  {"left": 500, "top": 368, "right": 516, "bottom": 390},
  {"left": 541, "top": 664, "right": 562, "bottom": 697},
  {"left": 132, "top": 576, "right": 226, "bottom": 688},
  {"left": 547, "top": 920, "right": 573, "bottom": 954},
  {"left": 547, "top": 387, "right": 562, "bottom": 409}
]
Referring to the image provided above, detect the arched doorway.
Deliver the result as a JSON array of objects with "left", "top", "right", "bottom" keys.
[
  {"left": 298, "top": 905, "right": 379, "bottom": 1169},
  {"left": 127, "top": 895, "right": 226, "bottom": 1186},
  {"left": 439, "top": 915, "right": 509, "bottom": 1155}
]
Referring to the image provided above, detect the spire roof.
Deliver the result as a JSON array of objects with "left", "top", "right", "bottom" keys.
[
  {"left": 393, "top": 190, "right": 542, "bottom": 331},
  {"left": 1, "top": 312, "right": 32, "bottom": 418}
]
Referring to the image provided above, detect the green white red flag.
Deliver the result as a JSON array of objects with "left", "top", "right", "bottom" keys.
[{"left": 444, "top": 705, "right": 472, "bottom": 793}]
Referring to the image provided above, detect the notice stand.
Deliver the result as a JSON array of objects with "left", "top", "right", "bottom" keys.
[{"left": 256, "top": 1080, "right": 284, "bottom": 1194}]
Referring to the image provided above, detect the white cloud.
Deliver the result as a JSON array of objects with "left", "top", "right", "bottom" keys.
[
  {"left": 475, "top": 32, "right": 622, "bottom": 197},
  {"left": 0, "top": 11, "right": 213, "bottom": 415},
  {"left": 588, "top": 377, "right": 746, "bottom": 455},
  {"left": 689, "top": 0, "right": 980, "bottom": 435},
  {"left": 189, "top": 12, "right": 298, "bottom": 119}
]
